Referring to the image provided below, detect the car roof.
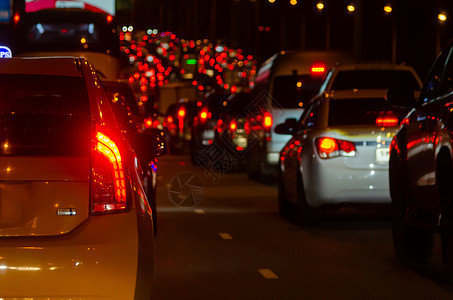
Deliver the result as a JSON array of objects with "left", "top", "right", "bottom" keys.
[{"left": 0, "top": 57, "right": 82, "bottom": 77}]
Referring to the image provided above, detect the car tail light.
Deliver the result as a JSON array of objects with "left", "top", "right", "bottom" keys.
[
  {"left": 315, "top": 137, "right": 356, "bottom": 159},
  {"left": 199, "top": 108, "right": 211, "bottom": 122},
  {"left": 13, "top": 13, "right": 20, "bottom": 25},
  {"left": 310, "top": 62, "right": 326, "bottom": 77},
  {"left": 376, "top": 117, "right": 399, "bottom": 127},
  {"left": 178, "top": 108, "right": 186, "bottom": 118},
  {"left": 263, "top": 112, "right": 273, "bottom": 129},
  {"left": 167, "top": 116, "right": 174, "bottom": 123},
  {"left": 144, "top": 117, "right": 153, "bottom": 128},
  {"left": 91, "top": 131, "right": 128, "bottom": 214},
  {"left": 230, "top": 120, "right": 237, "bottom": 131},
  {"left": 106, "top": 15, "right": 113, "bottom": 23}
]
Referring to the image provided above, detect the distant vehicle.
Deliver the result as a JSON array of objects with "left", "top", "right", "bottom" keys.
[
  {"left": 165, "top": 100, "right": 198, "bottom": 154},
  {"left": 276, "top": 63, "right": 422, "bottom": 225},
  {"left": 103, "top": 79, "right": 166, "bottom": 232},
  {"left": 214, "top": 91, "right": 253, "bottom": 171},
  {"left": 0, "top": 57, "right": 166, "bottom": 298},
  {"left": 246, "top": 50, "right": 356, "bottom": 180},
  {"left": 388, "top": 40, "right": 453, "bottom": 280},
  {"left": 191, "top": 91, "right": 229, "bottom": 164},
  {"left": 11, "top": 8, "right": 124, "bottom": 80}
]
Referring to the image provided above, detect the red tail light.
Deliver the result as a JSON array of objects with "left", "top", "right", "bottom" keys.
[
  {"left": 199, "top": 108, "right": 211, "bottom": 122},
  {"left": 144, "top": 117, "right": 153, "bottom": 128},
  {"left": 263, "top": 112, "right": 273, "bottom": 129},
  {"left": 13, "top": 13, "right": 20, "bottom": 24},
  {"left": 178, "top": 108, "right": 186, "bottom": 118},
  {"left": 106, "top": 15, "right": 113, "bottom": 23},
  {"left": 230, "top": 120, "right": 237, "bottom": 131},
  {"left": 310, "top": 62, "right": 326, "bottom": 77},
  {"left": 91, "top": 131, "right": 128, "bottom": 214},
  {"left": 315, "top": 137, "right": 356, "bottom": 159},
  {"left": 376, "top": 117, "right": 399, "bottom": 127},
  {"left": 167, "top": 116, "right": 174, "bottom": 123}
]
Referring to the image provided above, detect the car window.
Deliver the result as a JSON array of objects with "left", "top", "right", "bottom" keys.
[
  {"left": 272, "top": 75, "right": 323, "bottom": 108},
  {"left": 0, "top": 74, "right": 91, "bottom": 156},
  {"left": 438, "top": 48, "right": 453, "bottom": 96},
  {"left": 299, "top": 100, "right": 320, "bottom": 129},
  {"left": 331, "top": 70, "right": 420, "bottom": 91},
  {"left": 419, "top": 47, "right": 452, "bottom": 103},
  {"left": 328, "top": 97, "right": 407, "bottom": 126}
]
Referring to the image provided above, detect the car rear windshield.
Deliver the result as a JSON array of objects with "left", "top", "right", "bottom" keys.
[
  {"left": 0, "top": 74, "right": 91, "bottom": 156},
  {"left": 272, "top": 75, "right": 323, "bottom": 108},
  {"left": 331, "top": 70, "right": 420, "bottom": 91},
  {"left": 328, "top": 97, "right": 407, "bottom": 126}
]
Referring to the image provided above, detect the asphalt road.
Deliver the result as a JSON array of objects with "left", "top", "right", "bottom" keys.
[{"left": 151, "top": 154, "right": 453, "bottom": 299}]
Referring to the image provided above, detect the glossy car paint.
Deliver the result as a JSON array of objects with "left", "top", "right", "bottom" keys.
[{"left": 0, "top": 57, "right": 154, "bottom": 299}]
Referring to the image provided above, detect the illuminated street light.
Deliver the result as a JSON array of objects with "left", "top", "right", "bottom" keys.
[
  {"left": 384, "top": 5, "right": 392, "bottom": 14},
  {"left": 347, "top": 4, "right": 355, "bottom": 12},
  {"left": 438, "top": 13, "right": 447, "bottom": 22},
  {"left": 317, "top": 2, "right": 324, "bottom": 11},
  {"left": 268, "top": 0, "right": 275, "bottom": 3},
  {"left": 290, "top": 0, "right": 297, "bottom": 5}
]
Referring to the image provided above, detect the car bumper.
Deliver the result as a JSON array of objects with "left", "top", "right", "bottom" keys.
[
  {"left": 0, "top": 211, "right": 143, "bottom": 299},
  {"left": 303, "top": 158, "right": 391, "bottom": 208}
]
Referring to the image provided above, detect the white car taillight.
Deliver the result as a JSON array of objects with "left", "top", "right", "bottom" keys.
[{"left": 91, "top": 131, "right": 128, "bottom": 214}]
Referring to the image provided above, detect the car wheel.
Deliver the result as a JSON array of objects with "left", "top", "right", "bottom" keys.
[
  {"left": 295, "top": 169, "right": 319, "bottom": 226},
  {"left": 390, "top": 153, "right": 433, "bottom": 262}
]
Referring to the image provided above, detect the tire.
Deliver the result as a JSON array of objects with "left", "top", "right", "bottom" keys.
[
  {"left": 390, "top": 153, "right": 433, "bottom": 262},
  {"left": 295, "top": 169, "right": 319, "bottom": 226}
]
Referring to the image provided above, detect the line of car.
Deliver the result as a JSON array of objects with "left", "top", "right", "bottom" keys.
[{"left": 165, "top": 44, "right": 453, "bottom": 281}]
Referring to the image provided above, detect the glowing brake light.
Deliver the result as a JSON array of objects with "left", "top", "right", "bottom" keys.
[
  {"left": 230, "top": 121, "right": 237, "bottom": 131},
  {"left": 315, "top": 137, "right": 356, "bottom": 159},
  {"left": 91, "top": 131, "right": 127, "bottom": 214},
  {"left": 376, "top": 117, "right": 399, "bottom": 127},
  {"left": 310, "top": 62, "right": 326, "bottom": 77},
  {"left": 106, "top": 15, "right": 113, "bottom": 23},
  {"left": 13, "top": 13, "right": 20, "bottom": 24},
  {"left": 178, "top": 108, "right": 186, "bottom": 118},
  {"left": 167, "top": 116, "right": 174, "bottom": 123},
  {"left": 263, "top": 111, "right": 273, "bottom": 129},
  {"left": 144, "top": 117, "right": 153, "bottom": 128}
]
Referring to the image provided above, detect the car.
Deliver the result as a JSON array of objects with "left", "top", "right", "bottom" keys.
[
  {"left": 190, "top": 91, "right": 229, "bottom": 164},
  {"left": 0, "top": 57, "right": 166, "bottom": 298},
  {"left": 11, "top": 8, "right": 124, "bottom": 80},
  {"left": 276, "top": 84, "right": 420, "bottom": 225},
  {"left": 246, "top": 50, "right": 356, "bottom": 180},
  {"left": 164, "top": 100, "right": 198, "bottom": 154},
  {"left": 388, "top": 40, "right": 453, "bottom": 280},
  {"left": 214, "top": 91, "right": 253, "bottom": 171},
  {"left": 102, "top": 79, "right": 165, "bottom": 233}
]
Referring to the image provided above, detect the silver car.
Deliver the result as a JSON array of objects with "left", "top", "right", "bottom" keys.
[{"left": 276, "top": 89, "right": 414, "bottom": 225}]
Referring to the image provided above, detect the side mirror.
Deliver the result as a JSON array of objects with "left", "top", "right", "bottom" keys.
[
  {"left": 274, "top": 118, "right": 298, "bottom": 135},
  {"left": 129, "top": 131, "right": 168, "bottom": 160},
  {"left": 386, "top": 86, "right": 416, "bottom": 108}
]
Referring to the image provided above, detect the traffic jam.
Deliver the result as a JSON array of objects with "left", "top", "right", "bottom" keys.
[{"left": 1, "top": 0, "right": 453, "bottom": 299}]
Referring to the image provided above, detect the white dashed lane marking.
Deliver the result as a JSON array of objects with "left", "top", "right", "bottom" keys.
[
  {"left": 219, "top": 233, "right": 233, "bottom": 240},
  {"left": 258, "top": 269, "right": 279, "bottom": 279}
]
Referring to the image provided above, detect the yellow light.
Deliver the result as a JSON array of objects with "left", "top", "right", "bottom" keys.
[
  {"left": 298, "top": 102, "right": 304, "bottom": 107},
  {"left": 297, "top": 81, "right": 303, "bottom": 88},
  {"left": 80, "top": 38, "right": 87, "bottom": 44},
  {"left": 384, "top": 5, "right": 392, "bottom": 13},
  {"left": 347, "top": 4, "right": 355, "bottom": 12},
  {"left": 290, "top": 0, "right": 297, "bottom": 5},
  {"left": 3, "top": 143, "right": 8, "bottom": 150},
  {"left": 438, "top": 13, "right": 447, "bottom": 22},
  {"left": 269, "top": 0, "right": 275, "bottom": 3},
  {"left": 317, "top": 2, "right": 324, "bottom": 11}
]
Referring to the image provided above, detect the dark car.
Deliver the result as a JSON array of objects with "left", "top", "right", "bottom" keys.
[
  {"left": 103, "top": 79, "right": 166, "bottom": 232},
  {"left": 388, "top": 40, "right": 453, "bottom": 280},
  {"left": 214, "top": 92, "right": 252, "bottom": 171},
  {"left": 191, "top": 92, "right": 230, "bottom": 164}
]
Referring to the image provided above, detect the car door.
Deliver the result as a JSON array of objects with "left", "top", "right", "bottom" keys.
[{"left": 405, "top": 46, "right": 453, "bottom": 219}]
